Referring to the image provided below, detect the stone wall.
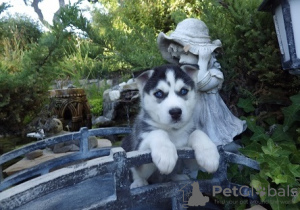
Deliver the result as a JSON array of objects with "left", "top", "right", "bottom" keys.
[{"left": 50, "top": 78, "right": 114, "bottom": 90}]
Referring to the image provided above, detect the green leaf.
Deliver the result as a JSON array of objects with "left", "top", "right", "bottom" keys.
[
  {"left": 239, "top": 142, "right": 263, "bottom": 159},
  {"left": 282, "top": 93, "right": 300, "bottom": 130},
  {"left": 260, "top": 155, "right": 289, "bottom": 167},
  {"left": 292, "top": 188, "right": 300, "bottom": 204},
  {"left": 237, "top": 98, "right": 255, "bottom": 113},
  {"left": 261, "top": 139, "right": 281, "bottom": 157},
  {"left": 290, "top": 151, "right": 300, "bottom": 164},
  {"left": 257, "top": 155, "right": 282, "bottom": 172},
  {"left": 266, "top": 194, "right": 290, "bottom": 210},
  {"left": 242, "top": 116, "right": 269, "bottom": 141},
  {"left": 250, "top": 174, "right": 270, "bottom": 201},
  {"left": 271, "top": 124, "right": 293, "bottom": 142},
  {"left": 280, "top": 142, "right": 297, "bottom": 153},
  {"left": 264, "top": 166, "right": 280, "bottom": 178},
  {"left": 288, "top": 164, "right": 300, "bottom": 178},
  {"left": 274, "top": 174, "right": 288, "bottom": 184},
  {"left": 258, "top": 154, "right": 296, "bottom": 185}
]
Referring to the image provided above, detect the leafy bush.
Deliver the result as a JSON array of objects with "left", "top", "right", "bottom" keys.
[
  {"left": 52, "top": 2, "right": 108, "bottom": 80},
  {"left": 199, "top": 0, "right": 300, "bottom": 115},
  {"left": 238, "top": 93, "right": 300, "bottom": 209},
  {"left": 89, "top": 98, "right": 103, "bottom": 116},
  {"left": 89, "top": 0, "right": 207, "bottom": 72},
  {"left": 0, "top": 6, "right": 85, "bottom": 135},
  {"left": 196, "top": 0, "right": 300, "bottom": 208},
  {"left": 0, "top": 16, "right": 48, "bottom": 134},
  {"left": 59, "top": 38, "right": 105, "bottom": 79}
]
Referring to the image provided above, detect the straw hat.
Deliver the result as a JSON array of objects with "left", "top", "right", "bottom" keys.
[{"left": 157, "top": 18, "right": 222, "bottom": 64}]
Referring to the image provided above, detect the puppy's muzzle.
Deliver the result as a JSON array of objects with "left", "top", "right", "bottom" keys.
[{"left": 169, "top": 108, "right": 182, "bottom": 121}]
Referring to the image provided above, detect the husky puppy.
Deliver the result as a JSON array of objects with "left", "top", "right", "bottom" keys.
[{"left": 122, "top": 64, "right": 219, "bottom": 188}]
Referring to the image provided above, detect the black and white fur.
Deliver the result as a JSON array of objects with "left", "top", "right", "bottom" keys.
[{"left": 122, "top": 64, "right": 219, "bottom": 188}]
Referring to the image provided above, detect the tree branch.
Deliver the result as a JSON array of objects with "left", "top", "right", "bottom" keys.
[
  {"left": 31, "top": 0, "right": 51, "bottom": 29},
  {"left": 53, "top": 0, "right": 66, "bottom": 23}
]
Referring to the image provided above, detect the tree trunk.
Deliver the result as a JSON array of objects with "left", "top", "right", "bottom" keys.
[
  {"left": 53, "top": 0, "right": 66, "bottom": 23},
  {"left": 24, "top": 0, "right": 66, "bottom": 30},
  {"left": 58, "top": 0, "right": 65, "bottom": 7}
]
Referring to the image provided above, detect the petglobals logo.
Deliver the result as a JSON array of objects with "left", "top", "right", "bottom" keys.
[
  {"left": 179, "top": 182, "right": 210, "bottom": 208},
  {"left": 212, "top": 185, "right": 298, "bottom": 198},
  {"left": 178, "top": 183, "right": 298, "bottom": 208}
]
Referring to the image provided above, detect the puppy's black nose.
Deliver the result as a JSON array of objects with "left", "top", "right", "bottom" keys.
[{"left": 169, "top": 108, "right": 182, "bottom": 120}]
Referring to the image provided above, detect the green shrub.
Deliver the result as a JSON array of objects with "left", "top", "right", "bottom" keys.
[
  {"left": 238, "top": 93, "right": 300, "bottom": 209},
  {"left": 196, "top": 0, "right": 300, "bottom": 208},
  {"left": 0, "top": 8, "right": 83, "bottom": 135},
  {"left": 0, "top": 16, "right": 48, "bottom": 134},
  {"left": 199, "top": 0, "right": 300, "bottom": 117},
  {"left": 89, "top": 98, "right": 103, "bottom": 116}
]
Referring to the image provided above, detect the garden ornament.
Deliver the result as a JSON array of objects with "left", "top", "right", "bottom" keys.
[
  {"left": 157, "top": 18, "right": 246, "bottom": 145},
  {"left": 157, "top": 18, "right": 221, "bottom": 71}
]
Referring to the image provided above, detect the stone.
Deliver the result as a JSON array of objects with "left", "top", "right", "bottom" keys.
[
  {"left": 97, "top": 77, "right": 140, "bottom": 128},
  {"left": 97, "top": 139, "right": 112, "bottom": 148},
  {"left": 92, "top": 116, "right": 113, "bottom": 127},
  {"left": 106, "top": 79, "right": 113, "bottom": 87},
  {"left": 25, "top": 149, "right": 43, "bottom": 160},
  {"left": 44, "top": 118, "right": 63, "bottom": 135},
  {"left": 88, "top": 136, "right": 99, "bottom": 149},
  {"left": 53, "top": 143, "right": 79, "bottom": 153}
]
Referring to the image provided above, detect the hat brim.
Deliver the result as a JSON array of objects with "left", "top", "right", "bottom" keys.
[{"left": 157, "top": 32, "right": 222, "bottom": 64}]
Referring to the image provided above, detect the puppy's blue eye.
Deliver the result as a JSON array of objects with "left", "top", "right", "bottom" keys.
[
  {"left": 180, "top": 88, "right": 188, "bottom": 96},
  {"left": 154, "top": 90, "right": 164, "bottom": 98}
]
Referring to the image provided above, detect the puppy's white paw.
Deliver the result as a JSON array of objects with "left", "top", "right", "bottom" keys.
[
  {"left": 130, "top": 178, "right": 148, "bottom": 189},
  {"left": 194, "top": 143, "right": 219, "bottom": 173},
  {"left": 189, "top": 130, "right": 220, "bottom": 173},
  {"left": 151, "top": 143, "right": 178, "bottom": 174}
]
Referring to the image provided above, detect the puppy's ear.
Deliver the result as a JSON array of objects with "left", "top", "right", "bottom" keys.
[
  {"left": 181, "top": 65, "right": 199, "bottom": 83},
  {"left": 136, "top": 70, "right": 154, "bottom": 92}
]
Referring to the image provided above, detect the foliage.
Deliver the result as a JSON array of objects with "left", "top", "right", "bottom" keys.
[
  {"left": 0, "top": 16, "right": 46, "bottom": 134},
  {"left": 238, "top": 93, "right": 300, "bottom": 209},
  {"left": 0, "top": 4, "right": 89, "bottom": 135},
  {"left": 196, "top": 0, "right": 300, "bottom": 208},
  {"left": 90, "top": 0, "right": 161, "bottom": 71},
  {"left": 89, "top": 98, "right": 103, "bottom": 116},
  {"left": 59, "top": 37, "right": 105, "bottom": 79},
  {"left": 0, "top": 2, "right": 10, "bottom": 15},
  {"left": 23, "top": 0, "right": 71, "bottom": 30},
  {"left": 90, "top": 0, "right": 207, "bottom": 71},
  {"left": 51, "top": 2, "right": 108, "bottom": 79},
  {"left": 84, "top": 82, "right": 104, "bottom": 116},
  {"left": 56, "top": 0, "right": 210, "bottom": 80},
  {"left": 0, "top": 137, "right": 17, "bottom": 155},
  {"left": 199, "top": 0, "right": 300, "bottom": 116}
]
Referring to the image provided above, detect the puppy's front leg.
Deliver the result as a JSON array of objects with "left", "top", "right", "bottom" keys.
[
  {"left": 188, "top": 130, "right": 219, "bottom": 173},
  {"left": 130, "top": 130, "right": 178, "bottom": 189},
  {"left": 140, "top": 130, "right": 178, "bottom": 175},
  {"left": 130, "top": 163, "right": 156, "bottom": 189}
]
